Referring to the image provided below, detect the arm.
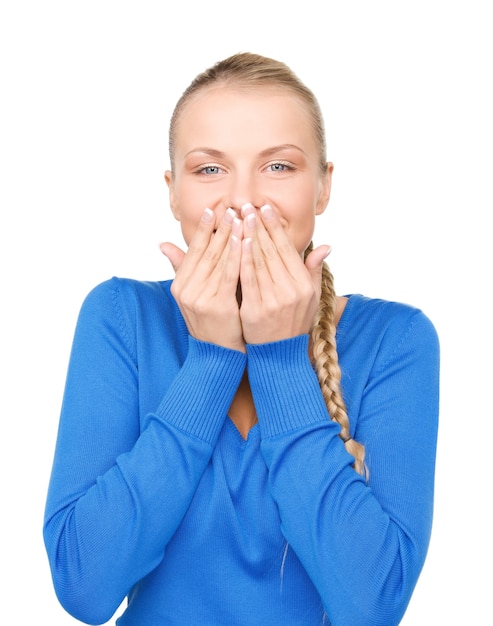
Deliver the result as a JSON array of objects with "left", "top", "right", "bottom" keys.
[
  {"left": 43, "top": 279, "right": 246, "bottom": 624},
  {"left": 247, "top": 312, "right": 439, "bottom": 626}
]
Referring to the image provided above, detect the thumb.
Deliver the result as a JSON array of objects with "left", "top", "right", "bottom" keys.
[
  {"left": 304, "top": 244, "right": 331, "bottom": 286},
  {"left": 159, "top": 242, "right": 186, "bottom": 273}
]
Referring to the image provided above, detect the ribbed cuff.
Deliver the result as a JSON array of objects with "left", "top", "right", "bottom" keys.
[
  {"left": 156, "top": 337, "right": 247, "bottom": 445},
  {"left": 246, "top": 335, "right": 329, "bottom": 438}
]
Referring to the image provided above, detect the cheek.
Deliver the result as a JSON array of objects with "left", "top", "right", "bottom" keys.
[
  {"left": 282, "top": 211, "right": 315, "bottom": 254},
  {"left": 171, "top": 186, "right": 207, "bottom": 245},
  {"left": 292, "top": 221, "right": 316, "bottom": 254},
  {"left": 283, "top": 194, "right": 318, "bottom": 252},
  {"left": 179, "top": 213, "right": 203, "bottom": 246}
]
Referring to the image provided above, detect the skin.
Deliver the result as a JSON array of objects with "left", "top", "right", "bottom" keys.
[{"left": 161, "top": 86, "right": 341, "bottom": 437}]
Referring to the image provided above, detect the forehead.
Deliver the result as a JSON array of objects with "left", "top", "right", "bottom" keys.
[{"left": 173, "top": 86, "right": 316, "bottom": 154}]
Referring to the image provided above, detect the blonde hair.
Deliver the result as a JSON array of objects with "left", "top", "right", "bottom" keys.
[
  {"left": 307, "top": 243, "right": 366, "bottom": 476},
  {"left": 169, "top": 52, "right": 366, "bottom": 475},
  {"left": 168, "top": 52, "right": 327, "bottom": 174}
]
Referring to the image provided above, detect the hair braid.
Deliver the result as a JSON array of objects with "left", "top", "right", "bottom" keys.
[{"left": 307, "top": 243, "right": 367, "bottom": 477}]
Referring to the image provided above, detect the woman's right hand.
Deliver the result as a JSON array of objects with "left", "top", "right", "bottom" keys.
[{"left": 160, "top": 207, "right": 245, "bottom": 352}]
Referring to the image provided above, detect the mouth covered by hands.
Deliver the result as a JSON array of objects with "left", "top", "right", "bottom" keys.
[{"left": 160, "top": 204, "right": 330, "bottom": 352}]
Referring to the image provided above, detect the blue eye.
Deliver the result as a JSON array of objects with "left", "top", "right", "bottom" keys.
[
  {"left": 268, "top": 162, "right": 293, "bottom": 172},
  {"left": 200, "top": 166, "right": 221, "bottom": 175}
]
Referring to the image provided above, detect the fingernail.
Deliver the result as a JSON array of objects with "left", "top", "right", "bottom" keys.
[
  {"left": 224, "top": 208, "right": 235, "bottom": 224},
  {"left": 260, "top": 204, "right": 274, "bottom": 221},
  {"left": 202, "top": 207, "right": 214, "bottom": 224},
  {"left": 246, "top": 212, "right": 256, "bottom": 230},
  {"left": 232, "top": 217, "right": 242, "bottom": 236},
  {"left": 230, "top": 234, "right": 239, "bottom": 250},
  {"left": 241, "top": 202, "right": 255, "bottom": 216}
]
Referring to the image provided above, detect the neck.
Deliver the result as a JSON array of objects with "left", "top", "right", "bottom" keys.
[{"left": 228, "top": 371, "right": 257, "bottom": 439}]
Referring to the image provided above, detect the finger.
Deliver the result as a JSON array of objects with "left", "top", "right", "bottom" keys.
[
  {"left": 248, "top": 204, "right": 303, "bottom": 297},
  {"left": 242, "top": 209, "right": 275, "bottom": 297},
  {"left": 159, "top": 242, "right": 186, "bottom": 273},
  {"left": 216, "top": 227, "right": 242, "bottom": 295},
  {"left": 242, "top": 203, "right": 296, "bottom": 291},
  {"left": 179, "top": 207, "right": 235, "bottom": 284},
  {"left": 173, "top": 207, "right": 216, "bottom": 281},
  {"left": 188, "top": 207, "right": 217, "bottom": 253},
  {"left": 239, "top": 236, "right": 261, "bottom": 303},
  {"left": 206, "top": 216, "right": 243, "bottom": 296},
  {"left": 205, "top": 207, "right": 238, "bottom": 262},
  {"left": 257, "top": 204, "right": 303, "bottom": 280},
  {"left": 197, "top": 209, "right": 241, "bottom": 289},
  {"left": 199, "top": 208, "right": 238, "bottom": 268},
  {"left": 305, "top": 244, "right": 332, "bottom": 293}
]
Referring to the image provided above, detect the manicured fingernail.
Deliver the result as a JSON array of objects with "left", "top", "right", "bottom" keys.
[
  {"left": 241, "top": 202, "right": 255, "bottom": 216},
  {"left": 230, "top": 234, "right": 239, "bottom": 250},
  {"left": 246, "top": 212, "right": 256, "bottom": 230},
  {"left": 243, "top": 237, "right": 252, "bottom": 250},
  {"left": 224, "top": 208, "right": 235, "bottom": 224},
  {"left": 232, "top": 217, "right": 242, "bottom": 236},
  {"left": 260, "top": 204, "right": 274, "bottom": 221},
  {"left": 202, "top": 207, "right": 214, "bottom": 224}
]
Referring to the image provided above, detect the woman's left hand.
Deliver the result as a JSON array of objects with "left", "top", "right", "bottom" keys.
[{"left": 239, "top": 203, "right": 330, "bottom": 345}]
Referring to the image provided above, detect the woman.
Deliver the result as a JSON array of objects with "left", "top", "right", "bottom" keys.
[{"left": 43, "top": 52, "right": 439, "bottom": 625}]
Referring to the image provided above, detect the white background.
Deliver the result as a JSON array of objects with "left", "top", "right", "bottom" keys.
[{"left": 1, "top": 1, "right": 491, "bottom": 623}]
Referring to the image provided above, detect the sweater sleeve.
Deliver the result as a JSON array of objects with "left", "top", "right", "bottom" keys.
[
  {"left": 247, "top": 310, "right": 439, "bottom": 626},
  {"left": 43, "top": 279, "right": 246, "bottom": 625}
]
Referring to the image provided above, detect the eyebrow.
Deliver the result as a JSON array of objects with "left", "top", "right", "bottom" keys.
[
  {"left": 259, "top": 144, "right": 307, "bottom": 158},
  {"left": 184, "top": 144, "right": 306, "bottom": 159},
  {"left": 184, "top": 147, "right": 226, "bottom": 159}
]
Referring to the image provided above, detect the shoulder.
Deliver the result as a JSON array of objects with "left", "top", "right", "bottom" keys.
[
  {"left": 341, "top": 294, "right": 437, "bottom": 337},
  {"left": 338, "top": 294, "right": 439, "bottom": 368},
  {"left": 81, "top": 277, "right": 173, "bottom": 312},
  {"left": 72, "top": 277, "right": 182, "bottom": 360},
  {"left": 76, "top": 277, "right": 177, "bottom": 333}
]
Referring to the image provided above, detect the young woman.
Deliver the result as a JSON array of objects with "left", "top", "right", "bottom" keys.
[{"left": 43, "top": 52, "right": 440, "bottom": 626}]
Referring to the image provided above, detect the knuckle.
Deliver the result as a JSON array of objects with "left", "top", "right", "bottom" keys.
[
  {"left": 253, "top": 253, "right": 266, "bottom": 271},
  {"left": 203, "top": 247, "right": 219, "bottom": 263},
  {"left": 284, "top": 290, "right": 298, "bottom": 307},
  {"left": 193, "top": 297, "right": 210, "bottom": 315},
  {"left": 300, "top": 283, "right": 315, "bottom": 300},
  {"left": 262, "top": 242, "right": 277, "bottom": 260},
  {"left": 278, "top": 241, "right": 294, "bottom": 257}
]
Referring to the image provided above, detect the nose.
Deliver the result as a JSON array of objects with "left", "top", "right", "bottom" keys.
[{"left": 226, "top": 170, "right": 263, "bottom": 213}]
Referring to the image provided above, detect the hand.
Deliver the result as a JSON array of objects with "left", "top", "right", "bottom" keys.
[
  {"left": 160, "top": 207, "right": 246, "bottom": 352},
  {"left": 239, "top": 203, "right": 330, "bottom": 345}
]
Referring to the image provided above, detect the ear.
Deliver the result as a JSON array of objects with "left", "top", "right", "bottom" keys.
[
  {"left": 315, "top": 161, "right": 334, "bottom": 216},
  {"left": 164, "top": 170, "right": 180, "bottom": 220}
]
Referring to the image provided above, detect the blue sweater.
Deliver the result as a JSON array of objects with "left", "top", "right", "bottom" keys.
[{"left": 43, "top": 278, "right": 439, "bottom": 626}]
